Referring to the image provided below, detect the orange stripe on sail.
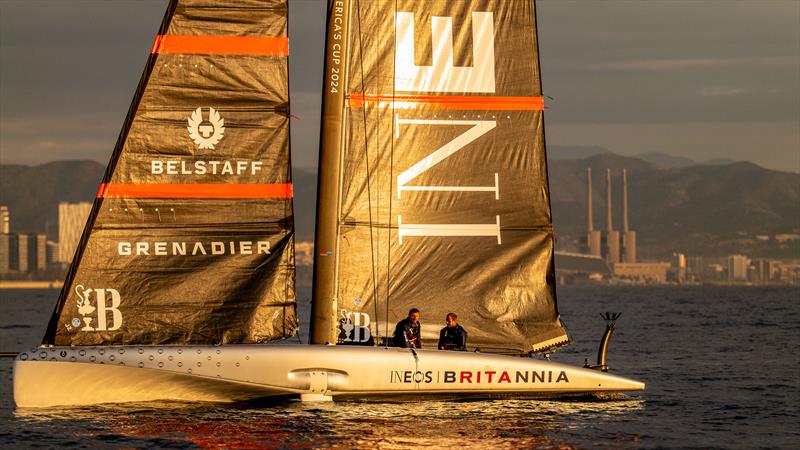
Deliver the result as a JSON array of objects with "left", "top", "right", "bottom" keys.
[
  {"left": 97, "top": 183, "right": 293, "bottom": 199},
  {"left": 151, "top": 35, "right": 288, "bottom": 56},
  {"left": 347, "top": 94, "right": 544, "bottom": 111}
]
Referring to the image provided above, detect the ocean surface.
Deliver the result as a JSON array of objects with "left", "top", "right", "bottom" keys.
[{"left": 0, "top": 286, "right": 797, "bottom": 449}]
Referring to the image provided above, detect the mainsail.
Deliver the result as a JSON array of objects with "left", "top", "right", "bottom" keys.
[
  {"left": 312, "top": 0, "right": 569, "bottom": 353},
  {"left": 43, "top": 0, "right": 297, "bottom": 346}
]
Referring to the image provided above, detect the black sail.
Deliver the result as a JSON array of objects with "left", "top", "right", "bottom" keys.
[
  {"left": 313, "top": 0, "right": 569, "bottom": 353},
  {"left": 43, "top": 0, "right": 297, "bottom": 346}
]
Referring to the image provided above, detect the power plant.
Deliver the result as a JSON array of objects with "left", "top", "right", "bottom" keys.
[{"left": 583, "top": 168, "right": 637, "bottom": 265}]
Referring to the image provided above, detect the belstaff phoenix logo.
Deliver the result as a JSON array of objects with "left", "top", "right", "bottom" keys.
[
  {"left": 70, "top": 285, "right": 123, "bottom": 332},
  {"left": 187, "top": 107, "right": 225, "bottom": 149}
]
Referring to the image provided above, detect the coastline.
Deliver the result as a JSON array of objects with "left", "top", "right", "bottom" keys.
[{"left": 0, "top": 281, "right": 63, "bottom": 289}]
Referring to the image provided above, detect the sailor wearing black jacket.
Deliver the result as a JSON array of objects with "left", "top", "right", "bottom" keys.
[
  {"left": 438, "top": 312, "right": 467, "bottom": 351},
  {"left": 393, "top": 308, "right": 422, "bottom": 348}
]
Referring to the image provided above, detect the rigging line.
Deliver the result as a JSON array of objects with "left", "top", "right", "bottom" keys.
[
  {"left": 285, "top": 3, "right": 294, "bottom": 339},
  {"left": 386, "top": 0, "right": 398, "bottom": 342},
  {"left": 355, "top": 0, "right": 380, "bottom": 344}
]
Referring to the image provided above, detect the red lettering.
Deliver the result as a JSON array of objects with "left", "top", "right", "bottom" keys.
[
  {"left": 498, "top": 371, "right": 511, "bottom": 383},
  {"left": 460, "top": 372, "right": 472, "bottom": 383},
  {"left": 486, "top": 371, "right": 496, "bottom": 383}
]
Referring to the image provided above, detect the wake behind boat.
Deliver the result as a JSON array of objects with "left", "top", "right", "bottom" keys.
[{"left": 14, "top": 0, "right": 644, "bottom": 407}]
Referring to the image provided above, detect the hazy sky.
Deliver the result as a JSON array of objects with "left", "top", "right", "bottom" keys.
[{"left": 0, "top": 0, "right": 798, "bottom": 171}]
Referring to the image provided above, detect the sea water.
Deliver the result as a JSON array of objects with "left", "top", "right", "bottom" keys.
[{"left": 0, "top": 286, "right": 797, "bottom": 448}]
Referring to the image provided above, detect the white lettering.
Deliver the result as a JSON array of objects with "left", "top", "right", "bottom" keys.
[
  {"left": 211, "top": 242, "right": 224, "bottom": 255},
  {"left": 398, "top": 215, "right": 502, "bottom": 245},
  {"left": 221, "top": 161, "right": 234, "bottom": 175},
  {"left": 395, "top": 12, "right": 495, "bottom": 93},
  {"left": 172, "top": 242, "right": 186, "bottom": 255},
  {"left": 95, "top": 288, "right": 123, "bottom": 331},
  {"left": 148, "top": 159, "right": 263, "bottom": 176},
  {"left": 396, "top": 119, "right": 497, "bottom": 198},
  {"left": 116, "top": 240, "right": 272, "bottom": 256}
]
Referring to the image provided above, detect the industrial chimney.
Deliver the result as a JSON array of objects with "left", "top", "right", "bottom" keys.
[
  {"left": 622, "top": 169, "right": 637, "bottom": 263},
  {"left": 585, "top": 169, "right": 601, "bottom": 256},
  {"left": 605, "top": 169, "right": 620, "bottom": 265},
  {"left": 622, "top": 169, "right": 629, "bottom": 233}
]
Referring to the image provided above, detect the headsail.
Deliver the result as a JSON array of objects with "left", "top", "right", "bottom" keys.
[
  {"left": 312, "top": 0, "right": 569, "bottom": 353},
  {"left": 43, "top": 0, "right": 297, "bottom": 346}
]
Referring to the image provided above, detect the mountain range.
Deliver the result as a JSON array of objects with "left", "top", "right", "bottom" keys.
[
  {"left": 549, "top": 145, "right": 740, "bottom": 169},
  {"left": 1, "top": 154, "right": 797, "bottom": 258}
]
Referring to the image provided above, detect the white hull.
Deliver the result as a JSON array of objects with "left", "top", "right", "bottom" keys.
[{"left": 14, "top": 345, "right": 644, "bottom": 407}]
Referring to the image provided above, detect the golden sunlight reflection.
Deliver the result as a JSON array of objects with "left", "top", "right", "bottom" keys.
[{"left": 14, "top": 397, "right": 645, "bottom": 448}]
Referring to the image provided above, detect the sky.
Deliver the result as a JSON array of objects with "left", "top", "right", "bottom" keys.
[{"left": 0, "top": 0, "right": 798, "bottom": 172}]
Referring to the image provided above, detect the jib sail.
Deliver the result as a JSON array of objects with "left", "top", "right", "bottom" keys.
[
  {"left": 43, "top": 0, "right": 297, "bottom": 346},
  {"left": 312, "top": 0, "right": 569, "bottom": 353}
]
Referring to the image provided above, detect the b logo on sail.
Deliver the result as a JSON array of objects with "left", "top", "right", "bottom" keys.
[
  {"left": 338, "top": 311, "right": 371, "bottom": 343},
  {"left": 72, "top": 285, "right": 123, "bottom": 332},
  {"left": 187, "top": 107, "right": 225, "bottom": 149}
]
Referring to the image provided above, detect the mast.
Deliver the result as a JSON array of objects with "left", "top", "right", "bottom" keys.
[{"left": 311, "top": 0, "right": 353, "bottom": 344}]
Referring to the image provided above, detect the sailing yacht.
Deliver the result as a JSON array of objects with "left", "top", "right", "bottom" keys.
[{"left": 13, "top": 0, "right": 644, "bottom": 407}]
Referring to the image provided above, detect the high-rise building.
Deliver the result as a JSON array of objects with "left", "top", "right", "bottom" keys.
[
  {"left": 0, "top": 206, "right": 9, "bottom": 234},
  {"left": 58, "top": 202, "right": 92, "bottom": 263},
  {"left": 687, "top": 256, "right": 704, "bottom": 280},
  {"left": 727, "top": 254, "right": 749, "bottom": 281},
  {"left": 36, "top": 234, "right": 48, "bottom": 272},
  {"left": 17, "top": 234, "right": 33, "bottom": 273},
  {"left": 46, "top": 240, "right": 60, "bottom": 266},
  {"left": 670, "top": 252, "right": 687, "bottom": 283},
  {"left": 0, "top": 233, "right": 13, "bottom": 273}
]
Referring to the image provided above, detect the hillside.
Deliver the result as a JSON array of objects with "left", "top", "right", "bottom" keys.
[
  {"left": 549, "top": 155, "right": 799, "bottom": 258},
  {"left": 1, "top": 157, "right": 797, "bottom": 258},
  {"left": 0, "top": 161, "right": 105, "bottom": 238}
]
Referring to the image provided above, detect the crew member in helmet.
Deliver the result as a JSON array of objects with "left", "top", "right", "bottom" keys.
[
  {"left": 438, "top": 312, "right": 467, "bottom": 351},
  {"left": 393, "top": 308, "right": 422, "bottom": 348}
]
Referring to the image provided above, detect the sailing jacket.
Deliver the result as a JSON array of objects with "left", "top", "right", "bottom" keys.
[
  {"left": 392, "top": 318, "right": 421, "bottom": 348},
  {"left": 438, "top": 324, "right": 468, "bottom": 351}
]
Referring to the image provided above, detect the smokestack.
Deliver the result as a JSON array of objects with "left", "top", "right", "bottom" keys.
[
  {"left": 586, "top": 168, "right": 593, "bottom": 232},
  {"left": 622, "top": 169, "right": 629, "bottom": 232},
  {"left": 606, "top": 168, "right": 613, "bottom": 231}
]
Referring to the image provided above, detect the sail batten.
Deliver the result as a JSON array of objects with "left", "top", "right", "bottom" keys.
[
  {"left": 314, "top": 0, "right": 569, "bottom": 353},
  {"left": 347, "top": 93, "right": 544, "bottom": 110},
  {"left": 43, "top": 0, "right": 296, "bottom": 347},
  {"left": 96, "top": 183, "right": 293, "bottom": 199},
  {"left": 152, "top": 35, "right": 289, "bottom": 56}
]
